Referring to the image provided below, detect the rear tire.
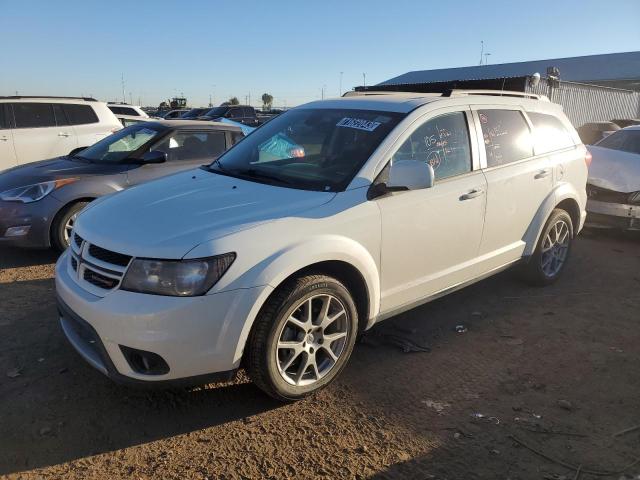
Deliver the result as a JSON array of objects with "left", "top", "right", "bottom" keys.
[
  {"left": 246, "top": 274, "right": 358, "bottom": 401},
  {"left": 51, "top": 201, "right": 89, "bottom": 252},
  {"left": 519, "top": 208, "right": 573, "bottom": 286}
]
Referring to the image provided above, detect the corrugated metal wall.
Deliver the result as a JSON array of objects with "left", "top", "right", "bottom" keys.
[{"left": 526, "top": 80, "right": 640, "bottom": 127}]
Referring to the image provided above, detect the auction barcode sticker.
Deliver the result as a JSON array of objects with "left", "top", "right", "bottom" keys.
[{"left": 336, "top": 117, "right": 381, "bottom": 132}]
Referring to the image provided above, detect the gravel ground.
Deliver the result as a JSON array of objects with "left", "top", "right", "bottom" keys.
[{"left": 1, "top": 229, "right": 639, "bottom": 480}]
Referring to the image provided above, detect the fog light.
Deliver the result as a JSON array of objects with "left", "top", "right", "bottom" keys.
[{"left": 4, "top": 225, "right": 31, "bottom": 237}]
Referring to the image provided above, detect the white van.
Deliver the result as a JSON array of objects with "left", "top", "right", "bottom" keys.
[
  {"left": 0, "top": 96, "right": 122, "bottom": 171},
  {"left": 56, "top": 90, "right": 588, "bottom": 400}
]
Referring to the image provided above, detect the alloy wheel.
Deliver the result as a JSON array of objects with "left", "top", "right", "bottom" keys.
[
  {"left": 276, "top": 294, "right": 349, "bottom": 386},
  {"left": 540, "top": 219, "right": 570, "bottom": 278},
  {"left": 63, "top": 213, "right": 78, "bottom": 247}
]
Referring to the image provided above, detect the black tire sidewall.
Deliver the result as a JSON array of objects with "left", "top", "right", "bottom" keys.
[
  {"left": 262, "top": 278, "right": 358, "bottom": 400},
  {"left": 52, "top": 202, "right": 88, "bottom": 251}
]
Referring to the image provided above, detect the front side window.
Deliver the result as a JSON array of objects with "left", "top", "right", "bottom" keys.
[
  {"left": 479, "top": 109, "right": 533, "bottom": 167},
  {"left": 152, "top": 131, "right": 226, "bottom": 161},
  {"left": 74, "top": 124, "right": 164, "bottom": 163},
  {"left": 210, "top": 108, "right": 403, "bottom": 191},
  {"left": 528, "top": 112, "right": 574, "bottom": 154},
  {"left": 64, "top": 104, "right": 99, "bottom": 125},
  {"left": 596, "top": 129, "right": 640, "bottom": 155},
  {"left": 392, "top": 112, "right": 472, "bottom": 181},
  {"left": 12, "top": 103, "right": 56, "bottom": 128}
]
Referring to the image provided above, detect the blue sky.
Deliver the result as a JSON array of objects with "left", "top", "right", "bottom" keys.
[{"left": 1, "top": 0, "right": 639, "bottom": 108}]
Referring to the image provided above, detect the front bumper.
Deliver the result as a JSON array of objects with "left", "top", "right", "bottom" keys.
[
  {"left": 55, "top": 249, "right": 273, "bottom": 384},
  {"left": 586, "top": 199, "right": 640, "bottom": 230},
  {"left": 0, "top": 196, "right": 63, "bottom": 248}
]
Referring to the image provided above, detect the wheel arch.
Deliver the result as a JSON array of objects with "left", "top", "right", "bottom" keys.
[{"left": 49, "top": 197, "right": 96, "bottom": 242}]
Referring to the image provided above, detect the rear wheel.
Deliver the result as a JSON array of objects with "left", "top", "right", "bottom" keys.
[
  {"left": 520, "top": 209, "right": 573, "bottom": 286},
  {"left": 247, "top": 274, "right": 358, "bottom": 401},
  {"left": 51, "top": 201, "right": 89, "bottom": 251}
]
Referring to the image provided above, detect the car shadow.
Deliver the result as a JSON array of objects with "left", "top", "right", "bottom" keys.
[{"left": 0, "top": 246, "right": 59, "bottom": 269}]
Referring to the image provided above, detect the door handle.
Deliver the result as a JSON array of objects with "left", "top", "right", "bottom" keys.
[
  {"left": 534, "top": 169, "right": 551, "bottom": 179},
  {"left": 58, "top": 132, "right": 71, "bottom": 137},
  {"left": 460, "top": 189, "right": 484, "bottom": 201},
  {"left": 0, "top": 136, "right": 8, "bottom": 142}
]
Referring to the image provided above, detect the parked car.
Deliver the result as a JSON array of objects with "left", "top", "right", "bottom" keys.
[
  {"left": 0, "top": 120, "right": 243, "bottom": 250},
  {"left": 0, "top": 96, "right": 122, "bottom": 171},
  {"left": 107, "top": 103, "right": 149, "bottom": 118},
  {"left": 178, "top": 108, "right": 210, "bottom": 119},
  {"left": 56, "top": 90, "right": 588, "bottom": 400},
  {"left": 577, "top": 121, "right": 620, "bottom": 145},
  {"left": 611, "top": 118, "right": 640, "bottom": 129},
  {"left": 586, "top": 126, "right": 640, "bottom": 230},
  {"left": 115, "top": 114, "right": 149, "bottom": 127},
  {"left": 158, "top": 109, "right": 189, "bottom": 119},
  {"left": 199, "top": 105, "right": 259, "bottom": 126}
]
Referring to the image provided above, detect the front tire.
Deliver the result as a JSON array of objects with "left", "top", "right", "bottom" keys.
[
  {"left": 246, "top": 274, "right": 358, "bottom": 401},
  {"left": 520, "top": 208, "right": 574, "bottom": 286},
  {"left": 51, "top": 201, "right": 89, "bottom": 252}
]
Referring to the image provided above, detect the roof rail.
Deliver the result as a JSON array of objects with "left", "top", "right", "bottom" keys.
[
  {"left": 442, "top": 89, "right": 549, "bottom": 101},
  {"left": 0, "top": 95, "right": 98, "bottom": 101},
  {"left": 342, "top": 91, "right": 440, "bottom": 97}
]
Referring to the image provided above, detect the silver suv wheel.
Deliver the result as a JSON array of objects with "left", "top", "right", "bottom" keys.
[{"left": 540, "top": 218, "right": 570, "bottom": 278}]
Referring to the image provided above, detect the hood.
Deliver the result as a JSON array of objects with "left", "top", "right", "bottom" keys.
[
  {"left": 587, "top": 146, "right": 640, "bottom": 193},
  {"left": 75, "top": 168, "right": 335, "bottom": 258},
  {"left": 0, "top": 157, "right": 129, "bottom": 192}
]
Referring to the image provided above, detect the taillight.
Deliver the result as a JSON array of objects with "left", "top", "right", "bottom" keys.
[{"left": 585, "top": 151, "right": 592, "bottom": 168}]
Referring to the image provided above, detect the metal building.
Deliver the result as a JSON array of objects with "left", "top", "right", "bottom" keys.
[{"left": 356, "top": 52, "right": 640, "bottom": 127}]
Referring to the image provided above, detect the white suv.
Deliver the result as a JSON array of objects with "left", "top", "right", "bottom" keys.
[
  {"left": 0, "top": 96, "right": 122, "bottom": 171},
  {"left": 106, "top": 103, "right": 149, "bottom": 118},
  {"left": 55, "top": 90, "right": 588, "bottom": 400}
]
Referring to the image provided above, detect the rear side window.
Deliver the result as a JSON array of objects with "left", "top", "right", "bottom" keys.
[
  {"left": 152, "top": 131, "right": 227, "bottom": 161},
  {"left": 229, "top": 108, "right": 242, "bottom": 119},
  {"left": 528, "top": 112, "right": 574, "bottom": 154},
  {"left": 392, "top": 112, "right": 472, "bottom": 181},
  {"left": 478, "top": 109, "right": 533, "bottom": 167},
  {"left": 597, "top": 130, "right": 640, "bottom": 155},
  {"left": 53, "top": 104, "right": 69, "bottom": 126},
  {"left": 109, "top": 106, "right": 138, "bottom": 116},
  {"left": 64, "top": 104, "right": 99, "bottom": 125},
  {"left": 12, "top": 103, "right": 57, "bottom": 128}
]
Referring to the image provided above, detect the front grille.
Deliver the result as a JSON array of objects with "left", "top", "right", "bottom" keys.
[
  {"left": 587, "top": 184, "right": 639, "bottom": 205},
  {"left": 88, "top": 244, "right": 132, "bottom": 267},
  {"left": 83, "top": 269, "right": 119, "bottom": 290},
  {"left": 74, "top": 233, "right": 84, "bottom": 249},
  {"left": 71, "top": 257, "right": 78, "bottom": 271}
]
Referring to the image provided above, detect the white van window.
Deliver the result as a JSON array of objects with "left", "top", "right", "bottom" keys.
[
  {"left": 13, "top": 103, "right": 56, "bottom": 129},
  {"left": 479, "top": 110, "right": 533, "bottom": 167},
  {"left": 528, "top": 112, "right": 574, "bottom": 154},
  {"left": 392, "top": 112, "right": 472, "bottom": 180}
]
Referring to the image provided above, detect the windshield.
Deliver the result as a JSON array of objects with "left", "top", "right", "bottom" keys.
[
  {"left": 203, "top": 107, "right": 228, "bottom": 118},
  {"left": 207, "top": 108, "right": 403, "bottom": 191},
  {"left": 596, "top": 129, "right": 640, "bottom": 155},
  {"left": 75, "top": 124, "right": 164, "bottom": 163}
]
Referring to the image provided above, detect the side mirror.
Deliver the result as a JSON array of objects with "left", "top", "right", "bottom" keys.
[
  {"left": 387, "top": 160, "right": 434, "bottom": 191},
  {"left": 141, "top": 150, "right": 168, "bottom": 164},
  {"left": 68, "top": 146, "right": 86, "bottom": 157}
]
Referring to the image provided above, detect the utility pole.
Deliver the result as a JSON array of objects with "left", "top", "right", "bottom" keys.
[
  {"left": 484, "top": 53, "right": 491, "bottom": 66},
  {"left": 121, "top": 74, "right": 126, "bottom": 103},
  {"left": 479, "top": 41, "right": 484, "bottom": 65},
  {"left": 129, "top": 92, "right": 133, "bottom": 105},
  {"left": 209, "top": 94, "right": 212, "bottom": 107},
  {"left": 339, "top": 71, "right": 343, "bottom": 96},
  {"left": 362, "top": 73, "right": 366, "bottom": 90},
  {"left": 321, "top": 85, "right": 326, "bottom": 100}
]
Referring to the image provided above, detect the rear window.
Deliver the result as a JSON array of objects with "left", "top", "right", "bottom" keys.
[
  {"left": 64, "top": 104, "right": 99, "bottom": 125},
  {"left": 528, "top": 112, "right": 574, "bottom": 154},
  {"left": 596, "top": 130, "right": 640, "bottom": 155},
  {"left": 12, "top": 103, "right": 56, "bottom": 128},
  {"left": 478, "top": 109, "right": 533, "bottom": 167},
  {"left": 108, "top": 106, "right": 138, "bottom": 116}
]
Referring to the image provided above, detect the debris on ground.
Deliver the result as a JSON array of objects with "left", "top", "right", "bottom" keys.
[
  {"left": 455, "top": 325, "right": 467, "bottom": 333},
  {"left": 360, "top": 329, "right": 430, "bottom": 353},
  {"left": 420, "top": 399, "right": 450, "bottom": 414},
  {"left": 7, "top": 367, "right": 22, "bottom": 378},
  {"left": 557, "top": 399, "right": 574, "bottom": 411},
  {"left": 470, "top": 413, "right": 500, "bottom": 424}
]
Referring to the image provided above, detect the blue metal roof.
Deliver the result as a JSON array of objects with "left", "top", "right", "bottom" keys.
[{"left": 379, "top": 51, "right": 640, "bottom": 85}]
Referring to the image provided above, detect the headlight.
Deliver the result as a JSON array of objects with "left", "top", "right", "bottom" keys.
[
  {"left": 0, "top": 178, "right": 78, "bottom": 203},
  {"left": 121, "top": 253, "right": 236, "bottom": 296}
]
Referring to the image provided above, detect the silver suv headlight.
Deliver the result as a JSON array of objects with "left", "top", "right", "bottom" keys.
[
  {"left": 121, "top": 253, "right": 236, "bottom": 297},
  {"left": 0, "top": 178, "right": 78, "bottom": 203}
]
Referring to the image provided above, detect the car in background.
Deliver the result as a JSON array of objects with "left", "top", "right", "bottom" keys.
[
  {"left": 611, "top": 118, "right": 640, "bottom": 129},
  {"left": 179, "top": 108, "right": 210, "bottom": 119},
  {"left": 115, "top": 114, "right": 150, "bottom": 128},
  {"left": 0, "top": 120, "right": 244, "bottom": 250},
  {"left": 198, "top": 105, "right": 259, "bottom": 126},
  {"left": 55, "top": 90, "right": 587, "bottom": 400},
  {"left": 158, "top": 109, "right": 189, "bottom": 119},
  {"left": 107, "top": 103, "right": 149, "bottom": 118},
  {"left": 0, "top": 96, "right": 122, "bottom": 171},
  {"left": 586, "top": 126, "right": 640, "bottom": 230},
  {"left": 577, "top": 121, "right": 621, "bottom": 145}
]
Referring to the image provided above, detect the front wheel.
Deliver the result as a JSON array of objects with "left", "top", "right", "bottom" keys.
[
  {"left": 51, "top": 201, "right": 89, "bottom": 252},
  {"left": 246, "top": 274, "right": 358, "bottom": 401},
  {"left": 520, "top": 208, "right": 574, "bottom": 286}
]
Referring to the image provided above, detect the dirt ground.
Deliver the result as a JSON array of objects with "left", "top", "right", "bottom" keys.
[{"left": 1, "top": 229, "right": 639, "bottom": 480}]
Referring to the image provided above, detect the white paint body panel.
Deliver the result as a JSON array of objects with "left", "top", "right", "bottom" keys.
[{"left": 55, "top": 93, "right": 587, "bottom": 382}]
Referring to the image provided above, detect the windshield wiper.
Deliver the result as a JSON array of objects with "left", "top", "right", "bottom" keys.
[{"left": 232, "top": 168, "right": 291, "bottom": 185}]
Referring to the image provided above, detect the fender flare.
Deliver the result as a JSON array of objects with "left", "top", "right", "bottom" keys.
[{"left": 523, "top": 182, "right": 582, "bottom": 257}]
